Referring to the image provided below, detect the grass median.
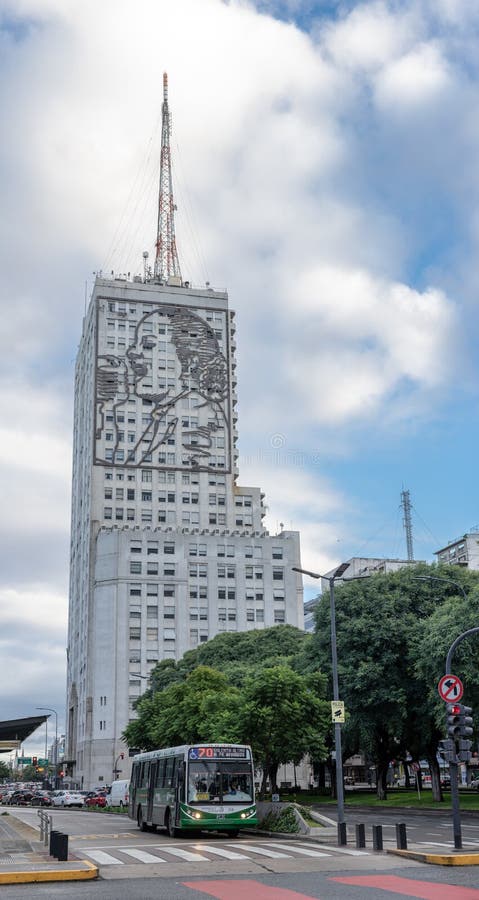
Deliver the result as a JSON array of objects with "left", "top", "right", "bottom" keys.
[{"left": 277, "top": 789, "right": 479, "bottom": 811}]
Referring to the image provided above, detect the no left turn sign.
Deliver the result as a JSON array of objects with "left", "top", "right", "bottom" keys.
[{"left": 438, "top": 673, "right": 464, "bottom": 702}]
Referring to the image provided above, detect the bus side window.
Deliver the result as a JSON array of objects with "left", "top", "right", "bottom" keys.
[
  {"left": 141, "top": 761, "right": 150, "bottom": 789},
  {"left": 156, "top": 758, "right": 166, "bottom": 788},
  {"left": 165, "top": 757, "right": 174, "bottom": 789}
]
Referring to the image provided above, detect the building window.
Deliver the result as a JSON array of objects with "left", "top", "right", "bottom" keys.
[
  {"left": 147, "top": 562, "right": 158, "bottom": 575},
  {"left": 129, "top": 584, "right": 141, "bottom": 596},
  {"left": 273, "top": 568, "right": 284, "bottom": 581},
  {"left": 142, "top": 470, "right": 152, "bottom": 482},
  {"left": 164, "top": 543, "right": 175, "bottom": 555},
  {"left": 130, "top": 562, "right": 142, "bottom": 574},
  {"left": 272, "top": 547, "right": 283, "bottom": 560}
]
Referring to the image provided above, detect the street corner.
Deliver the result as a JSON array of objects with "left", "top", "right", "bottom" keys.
[
  {"left": 388, "top": 848, "right": 479, "bottom": 866},
  {"left": 0, "top": 859, "right": 99, "bottom": 884}
]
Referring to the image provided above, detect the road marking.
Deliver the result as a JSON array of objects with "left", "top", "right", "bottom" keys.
[
  {"left": 160, "top": 846, "right": 210, "bottom": 861},
  {"left": 194, "top": 845, "right": 249, "bottom": 860},
  {"left": 183, "top": 880, "right": 319, "bottom": 899},
  {"left": 298, "top": 842, "right": 369, "bottom": 857},
  {"left": 266, "top": 841, "right": 330, "bottom": 858},
  {"left": 119, "top": 848, "right": 166, "bottom": 863},
  {"left": 83, "top": 849, "right": 123, "bottom": 865},
  {"left": 332, "top": 874, "right": 479, "bottom": 898},
  {"left": 227, "top": 843, "right": 291, "bottom": 858}
]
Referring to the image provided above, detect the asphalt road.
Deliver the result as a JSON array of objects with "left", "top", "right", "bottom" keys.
[
  {"left": 2, "top": 868, "right": 479, "bottom": 900},
  {"left": 6, "top": 806, "right": 479, "bottom": 899}
]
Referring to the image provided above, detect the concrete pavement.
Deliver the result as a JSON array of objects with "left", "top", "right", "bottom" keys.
[{"left": 0, "top": 810, "right": 98, "bottom": 883}]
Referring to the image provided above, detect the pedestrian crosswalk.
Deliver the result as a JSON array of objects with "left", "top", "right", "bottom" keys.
[{"left": 80, "top": 839, "right": 370, "bottom": 868}]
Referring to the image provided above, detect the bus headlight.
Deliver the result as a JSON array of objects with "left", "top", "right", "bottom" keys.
[
  {"left": 194, "top": 812, "right": 201, "bottom": 819},
  {"left": 241, "top": 813, "right": 246, "bottom": 819}
]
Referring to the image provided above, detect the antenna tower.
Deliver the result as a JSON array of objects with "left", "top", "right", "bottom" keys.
[
  {"left": 400, "top": 488, "right": 414, "bottom": 562},
  {"left": 154, "top": 72, "right": 182, "bottom": 283}
]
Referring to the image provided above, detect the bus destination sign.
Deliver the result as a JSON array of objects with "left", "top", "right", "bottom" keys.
[{"left": 189, "top": 746, "right": 249, "bottom": 760}]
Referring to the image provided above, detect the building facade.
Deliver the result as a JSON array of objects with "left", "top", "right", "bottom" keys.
[
  {"left": 435, "top": 530, "right": 479, "bottom": 569},
  {"left": 66, "top": 276, "right": 303, "bottom": 788}
]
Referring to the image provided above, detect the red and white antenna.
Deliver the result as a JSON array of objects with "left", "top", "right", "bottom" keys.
[{"left": 154, "top": 72, "right": 182, "bottom": 282}]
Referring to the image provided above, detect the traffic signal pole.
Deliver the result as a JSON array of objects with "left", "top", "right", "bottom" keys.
[{"left": 443, "top": 627, "right": 479, "bottom": 851}]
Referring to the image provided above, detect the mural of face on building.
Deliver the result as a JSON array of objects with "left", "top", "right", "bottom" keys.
[{"left": 95, "top": 304, "right": 231, "bottom": 471}]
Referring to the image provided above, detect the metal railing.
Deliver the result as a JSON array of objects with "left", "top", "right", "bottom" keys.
[{"left": 37, "top": 808, "right": 52, "bottom": 846}]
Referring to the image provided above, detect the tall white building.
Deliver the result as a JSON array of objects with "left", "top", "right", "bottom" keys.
[{"left": 66, "top": 78, "right": 303, "bottom": 789}]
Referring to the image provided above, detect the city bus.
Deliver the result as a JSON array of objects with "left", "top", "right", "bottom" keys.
[{"left": 129, "top": 743, "right": 257, "bottom": 837}]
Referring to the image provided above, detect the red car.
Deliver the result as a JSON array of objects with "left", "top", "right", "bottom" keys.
[{"left": 85, "top": 794, "right": 107, "bottom": 808}]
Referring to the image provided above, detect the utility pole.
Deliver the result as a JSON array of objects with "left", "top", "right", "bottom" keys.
[
  {"left": 400, "top": 488, "right": 414, "bottom": 561},
  {"left": 154, "top": 72, "right": 182, "bottom": 283}
]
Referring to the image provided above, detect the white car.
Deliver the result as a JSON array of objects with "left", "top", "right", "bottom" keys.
[{"left": 51, "top": 790, "right": 85, "bottom": 808}]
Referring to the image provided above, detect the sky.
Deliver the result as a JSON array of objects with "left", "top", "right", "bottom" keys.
[{"left": 1, "top": 0, "right": 479, "bottom": 759}]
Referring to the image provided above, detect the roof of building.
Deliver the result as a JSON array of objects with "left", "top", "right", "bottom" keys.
[{"left": 0, "top": 715, "right": 47, "bottom": 747}]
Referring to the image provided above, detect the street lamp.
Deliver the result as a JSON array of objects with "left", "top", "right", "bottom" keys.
[
  {"left": 293, "top": 562, "right": 349, "bottom": 845},
  {"left": 36, "top": 708, "right": 58, "bottom": 788}
]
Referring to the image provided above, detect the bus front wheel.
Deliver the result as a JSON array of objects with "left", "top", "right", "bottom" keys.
[
  {"left": 137, "top": 807, "right": 148, "bottom": 832},
  {"left": 166, "top": 809, "right": 178, "bottom": 838}
]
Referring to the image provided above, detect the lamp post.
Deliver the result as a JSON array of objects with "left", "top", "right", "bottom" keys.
[
  {"left": 36, "top": 708, "right": 58, "bottom": 788},
  {"left": 293, "top": 562, "right": 349, "bottom": 845}
]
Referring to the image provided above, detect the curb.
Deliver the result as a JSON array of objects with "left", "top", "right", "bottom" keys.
[
  {"left": 388, "top": 848, "right": 479, "bottom": 867},
  {"left": 0, "top": 861, "right": 99, "bottom": 884}
]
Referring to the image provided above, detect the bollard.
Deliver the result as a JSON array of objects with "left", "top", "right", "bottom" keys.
[
  {"left": 396, "top": 822, "right": 407, "bottom": 850},
  {"left": 355, "top": 823, "right": 366, "bottom": 848},
  {"left": 49, "top": 830, "right": 60, "bottom": 858},
  {"left": 372, "top": 824, "right": 383, "bottom": 851},
  {"left": 337, "top": 822, "right": 347, "bottom": 846},
  {"left": 55, "top": 833, "right": 69, "bottom": 862}
]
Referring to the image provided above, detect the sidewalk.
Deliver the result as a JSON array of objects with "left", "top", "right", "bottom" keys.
[
  {"left": 0, "top": 812, "right": 98, "bottom": 883},
  {"left": 305, "top": 815, "right": 479, "bottom": 866}
]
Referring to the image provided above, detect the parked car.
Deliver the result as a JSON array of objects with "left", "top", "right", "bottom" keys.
[
  {"left": 30, "top": 791, "right": 53, "bottom": 807},
  {"left": 51, "top": 790, "right": 85, "bottom": 808},
  {"left": 85, "top": 793, "right": 107, "bottom": 808},
  {"left": 8, "top": 790, "right": 35, "bottom": 806}
]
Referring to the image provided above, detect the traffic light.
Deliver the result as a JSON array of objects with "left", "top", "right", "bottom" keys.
[
  {"left": 446, "top": 704, "right": 462, "bottom": 740},
  {"left": 438, "top": 738, "right": 456, "bottom": 763},
  {"left": 446, "top": 703, "right": 474, "bottom": 762}
]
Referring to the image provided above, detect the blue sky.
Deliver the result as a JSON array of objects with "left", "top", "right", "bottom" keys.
[{"left": 1, "top": 0, "right": 479, "bottom": 756}]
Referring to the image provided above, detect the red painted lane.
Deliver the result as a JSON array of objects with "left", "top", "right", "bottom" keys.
[
  {"left": 332, "top": 874, "right": 479, "bottom": 899},
  {"left": 182, "top": 880, "right": 319, "bottom": 900}
]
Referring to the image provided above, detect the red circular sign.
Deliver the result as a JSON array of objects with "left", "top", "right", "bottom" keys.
[{"left": 438, "top": 674, "right": 464, "bottom": 702}]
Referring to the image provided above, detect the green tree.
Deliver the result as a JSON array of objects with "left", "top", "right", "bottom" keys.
[
  {"left": 124, "top": 666, "right": 242, "bottom": 750},
  {"left": 238, "top": 664, "right": 329, "bottom": 793},
  {"left": 311, "top": 563, "right": 474, "bottom": 799},
  {"left": 0, "top": 760, "right": 10, "bottom": 780}
]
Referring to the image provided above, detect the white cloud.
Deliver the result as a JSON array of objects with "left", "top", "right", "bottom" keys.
[
  {"left": 374, "top": 41, "right": 452, "bottom": 110},
  {"left": 0, "top": 0, "right": 477, "bottom": 719}
]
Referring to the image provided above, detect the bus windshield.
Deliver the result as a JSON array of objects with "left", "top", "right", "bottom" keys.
[{"left": 187, "top": 760, "right": 253, "bottom": 804}]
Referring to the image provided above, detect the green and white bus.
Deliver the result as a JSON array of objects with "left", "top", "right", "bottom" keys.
[{"left": 129, "top": 743, "right": 257, "bottom": 837}]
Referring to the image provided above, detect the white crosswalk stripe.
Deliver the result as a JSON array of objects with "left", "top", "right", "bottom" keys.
[
  {"left": 226, "top": 843, "right": 293, "bottom": 858},
  {"left": 80, "top": 838, "right": 370, "bottom": 867},
  {"left": 119, "top": 848, "right": 166, "bottom": 863},
  {"left": 293, "top": 842, "right": 369, "bottom": 857},
  {"left": 193, "top": 844, "right": 249, "bottom": 860},
  {"left": 84, "top": 849, "right": 124, "bottom": 865},
  {"left": 266, "top": 842, "right": 331, "bottom": 858},
  {"left": 159, "top": 846, "right": 210, "bottom": 861}
]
